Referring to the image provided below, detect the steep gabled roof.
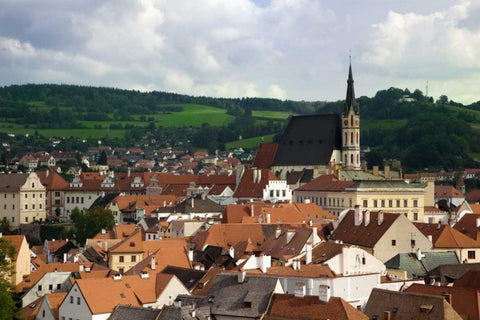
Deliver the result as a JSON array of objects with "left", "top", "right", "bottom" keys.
[
  {"left": 453, "top": 213, "right": 480, "bottom": 240},
  {"left": 252, "top": 143, "right": 279, "bottom": 169},
  {"left": 414, "top": 222, "right": 480, "bottom": 248},
  {"left": 233, "top": 168, "right": 277, "bottom": 198},
  {"left": 265, "top": 294, "right": 368, "bottom": 320},
  {"left": 109, "top": 229, "right": 143, "bottom": 253},
  {"left": 272, "top": 114, "right": 341, "bottom": 166},
  {"left": 36, "top": 170, "right": 68, "bottom": 190},
  {"left": 330, "top": 211, "right": 400, "bottom": 248}
]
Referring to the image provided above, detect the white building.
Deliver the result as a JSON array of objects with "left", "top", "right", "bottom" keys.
[{"left": 263, "top": 180, "right": 292, "bottom": 203}]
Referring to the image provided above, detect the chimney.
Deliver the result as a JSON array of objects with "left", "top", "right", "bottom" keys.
[
  {"left": 416, "top": 248, "right": 424, "bottom": 261},
  {"left": 259, "top": 254, "right": 269, "bottom": 273},
  {"left": 378, "top": 211, "right": 384, "bottom": 225},
  {"left": 364, "top": 210, "right": 370, "bottom": 227},
  {"left": 113, "top": 274, "right": 122, "bottom": 281},
  {"left": 188, "top": 249, "right": 194, "bottom": 263},
  {"left": 79, "top": 264, "right": 84, "bottom": 272},
  {"left": 286, "top": 229, "right": 295, "bottom": 244},
  {"left": 384, "top": 165, "right": 390, "bottom": 179},
  {"left": 305, "top": 242, "right": 312, "bottom": 265},
  {"left": 437, "top": 221, "right": 441, "bottom": 229},
  {"left": 384, "top": 311, "right": 391, "bottom": 320},
  {"left": 127, "top": 167, "right": 131, "bottom": 177},
  {"left": 266, "top": 213, "right": 271, "bottom": 224},
  {"left": 304, "top": 198, "right": 311, "bottom": 204},
  {"left": 140, "top": 271, "right": 150, "bottom": 279},
  {"left": 63, "top": 253, "right": 67, "bottom": 263},
  {"left": 229, "top": 246, "right": 235, "bottom": 259},
  {"left": 151, "top": 256, "right": 156, "bottom": 270},
  {"left": 275, "top": 227, "right": 281, "bottom": 239},
  {"left": 237, "top": 269, "right": 246, "bottom": 283},
  {"left": 46, "top": 170, "right": 49, "bottom": 177},
  {"left": 373, "top": 165, "right": 379, "bottom": 176},
  {"left": 191, "top": 197, "right": 194, "bottom": 208},
  {"left": 294, "top": 283, "right": 306, "bottom": 298},
  {"left": 318, "top": 285, "right": 331, "bottom": 302},
  {"left": 354, "top": 205, "right": 363, "bottom": 226},
  {"left": 476, "top": 218, "right": 480, "bottom": 228},
  {"left": 442, "top": 292, "right": 452, "bottom": 304},
  {"left": 250, "top": 205, "right": 254, "bottom": 217}
]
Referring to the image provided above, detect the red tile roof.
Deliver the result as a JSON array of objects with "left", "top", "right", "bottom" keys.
[
  {"left": 265, "top": 294, "right": 368, "bottom": 320},
  {"left": 233, "top": 169, "right": 278, "bottom": 198},
  {"left": 36, "top": 170, "right": 69, "bottom": 190},
  {"left": 435, "top": 185, "right": 464, "bottom": 198},
  {"left": 252, "top": 143, "right": 279, "bottom": 169},
  {"left": 453, "top": 214, "right": 480, "bottom": 240},
  {"left": 414, "top": 222, "right": 480, "bottom": 248}
]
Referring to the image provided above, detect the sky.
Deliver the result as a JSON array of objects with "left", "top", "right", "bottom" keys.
[{"left": 1, "top": 0, "right": 480, "bottom": 104}]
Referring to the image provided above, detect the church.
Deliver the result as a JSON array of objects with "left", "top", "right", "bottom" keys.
[{"left": 253, "top": 62, "right": 361, "bottom": 181}]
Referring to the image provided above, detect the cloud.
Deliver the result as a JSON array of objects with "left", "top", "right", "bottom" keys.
[{"left": 0, "top": 0, "right": 480, "bottom": 103}]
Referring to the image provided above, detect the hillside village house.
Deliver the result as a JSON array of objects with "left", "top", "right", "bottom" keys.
[
  {"left": 36, "top": 170, "right": 69, "bottom": 219},
  {"left": 294, "top": 174, "right": 434, "bottom": 220},
  {"left": 0, "top": 172, "right": 47, "bottom": 226},
  {"left": 2, "top": 234, "right": 30, "bottom": 285},
  {"left": 329, "top": 207, "right": 433, "bottom": 262}
]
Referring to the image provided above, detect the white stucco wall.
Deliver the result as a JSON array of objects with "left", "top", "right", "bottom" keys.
[{"left": 59, "top": 283, "right": 94, "bottom": 320}]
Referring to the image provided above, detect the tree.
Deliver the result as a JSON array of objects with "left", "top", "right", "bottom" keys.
[
  {"left": 436, "top": 95, "right": 449, "bottom": 105},
  {"left": 71, "top": 207, "right": 115, "bottom": 245},
  {"left": 0, "top": 238, "right": 17, "bottom": 319}
]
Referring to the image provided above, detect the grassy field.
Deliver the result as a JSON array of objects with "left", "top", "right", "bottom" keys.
[
  {"left": 0, "top": 103, "right": 237, "bottom": 138},
  {"left": 252, "top": 110, "right": 295, "bottom": 119},
  {"left": 226, "top": 134, "right": 276, "bottom": 149}
]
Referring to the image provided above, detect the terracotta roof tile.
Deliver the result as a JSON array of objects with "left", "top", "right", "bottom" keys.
[
  {"left": 36, "top": 170, "right": 69, "bottom": 190},
  {"left": 414, "top": 222, "right": 480, "bottom": 248},
  {"left": 252, "top": 143, "right": 279, "bottom": 169},
  {"left": 233, "top": 169, "right": 278, "bottom": 198},
  {"left": 265, "top": 294, "right": 368, "bottom": 320},
  {"left": 3, "top": 235, "right": 26, "bottom": 261},
  {"left": 453, "top": 213, "right": 480, "bottom": 240},
  {"left": 46, "top": 292, "right": 67, "bottom": 319},
  {"left": 435, "top": 185, "right": 464, "bottom": 198}
]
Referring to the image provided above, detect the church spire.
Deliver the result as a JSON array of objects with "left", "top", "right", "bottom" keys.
[{"left": 344, "top": 56, "right": 358, "bottom": 116}]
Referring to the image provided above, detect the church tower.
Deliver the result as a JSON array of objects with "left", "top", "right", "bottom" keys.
[{"left": 341, "top": 60, "right": 361, "bottom": 170}]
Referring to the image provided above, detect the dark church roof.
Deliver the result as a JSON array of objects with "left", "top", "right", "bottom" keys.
[{"left": 272, "top": 114, "right": 341, "bottom": 166}]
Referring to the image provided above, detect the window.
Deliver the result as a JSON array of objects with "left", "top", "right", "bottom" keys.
[
  {"left": 363, "top": 199, "right": 368, "bottom": 207},
  {"left": 131, "top": 255, "right": 136, "bottom": 262},
  {"left": 25, "top": 194, "right": 28, "bottom": 199},
  {"left": 11, "top": 217, "right": 14, "bottom": 223},
  {"left": 76, "top": 197, "right": 79, "bottom": 204},
  {"left": 413, "top": 199, "right": 418, "bottom": 207},
  {"left": 282, "top": 190, "right": 286, "bottom": 197},
  {"left": 381, "top": 200, "right": 385, "bottom": 207},
  {"left": 42, "top": 310, "right": 45, "bottom": 317},
  {"left": 49, "top": 284, "right": 53, "bottom": 290},
  {"left": 38, "top": 285, "right": 42, "bottom": 291},
  {"left": 55, "top": 200, "right": 60, "bottom": 205},
  {"left": 391, "top": 240, "right": 396, "bottom": 246},
  {"left": 55, "top": 191, "right": 60, "bottom": 197},
  {"left": 396, "top": 199, "right": 400, "bottom": 207},
  {"left": 25, "top": 217, "right": 28, "bottom": 222},
  {"left": 119, "top": 256, "right": 124, "bottom": 263},
  {"left": 411, "top": 239, "right": 416, "bottom": 248},
  {"left": 270, "top": 190, "right": 274, "bottom": 197},
  {"left": 77, "top": 297, "right": 80, "bottom": 305},
  {"left": 32, "top": 204, "right": 35, "bottom": 210},
  {"left": 32, "top": 182, "right": 35, "bottom": 188},
  {"left": 373, "top": 200, "right": 378, "bottom": 208},
  {"left": 33, "top": 194, "right": 35, "bottom": 199},
  {"left": 404, "top": 200, "right": 408, "bottom": 207},
  {"left": 389, "top": 200, "right": 393, "bottom": 208},
  {"left": 81, "top": 197, "right": 84, "bottom": 204},
  {"left": 70, "top": 296, "right": 73, "bottom": 304},
  {"left": 3, "top": 204, "right": 5, "bottom": 210},
  {"left": 12, "top": 205, "right": 14, "bottom": 210},
  {"left": 468, "top": 250, "right": 476, "bottom": 259},
  {"left": 119, "top": 268, "right": 124, "bottom": 274},
  {"left": 57, "top": 284, "right": 61, "bottom": 290},
  {"left": 413, "top": 212, "right": 418, "bottom": 221},
  {"left": 67, "top": 197, "right": 70, "bottom": 204},
  {"left": 40, "top": 193, "right": 42, "bottom": 198}
]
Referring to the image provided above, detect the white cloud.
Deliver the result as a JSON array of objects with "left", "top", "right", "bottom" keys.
[{"left": 267, "top": 84, "right": 286, "bottom": 100}]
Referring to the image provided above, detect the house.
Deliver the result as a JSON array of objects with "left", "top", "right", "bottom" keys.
[
  {"left": 36, "top": 292, "right": 66, "bottom": 320},
  {"left": 414, "top": 222, "right": 480, "bottom": 263},
  {"left": 329, "top": 207, "right": 432, "bottom": 262},
  {"left": 1, "top": 234, "right": 30, "bottom": 285},
  {"left": 38, "top": 155, "right": 56, "bottom": 168},
  {"left": 435, "top": 185, "right": 465, "bottom": 209},
  {"left": 108, "top": 229, "right": 144, "bottom": 273},
  {"left": 405, "top": 284, "right": 479, "bottom": 320},
  {"left": 205, "top": 272, "right": 284, "bottom": 319},
  {"left": 365, "top": 288, "right": 462, "bottom": 320},
  {"left": 426, "top": 263, "right": 480, "bottom": 286},
  {"left": 43, "top": 239, "right": 77, "bottom": 263},
  {"left": 19, "top": 155, "right": 39, "bottom": 170},
  {"left": 36, "top": 170, "right": 69, "bottom": 220},
  {"left": 265, "top": 293, "right": 368, "bottom": 320},
  {"left": 160, "top": 266, "right": 207, "bottom": 292},
  {"left": 233, "top": 167, "right": 280, "bottom": 200},
  {"left": 152, "top": 194, "right": 224, "bottom": 221},
  {"left": 162, "top": 219, "right": 206, "bottom": 238},
  {"left": 58, "top": 272, "right": 190, "bottom": 320},
  {"left": 294, "top": 174, "right": 434, "bottom": 220},
  {"left": 0, "top": 172, "right": 47, "bottom": 227}
]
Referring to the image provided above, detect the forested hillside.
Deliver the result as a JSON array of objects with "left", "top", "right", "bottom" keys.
[{"left": 1, "top": 84, "right": 480, "bottom": 172}]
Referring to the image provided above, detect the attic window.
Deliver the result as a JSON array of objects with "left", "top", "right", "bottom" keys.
[
  {"left": 129, "top": 242, "right": 135, "bottom": 247},
  {"left": 120, "top": 293, "right": 126, "bottom": 298},
  {"left": 419, "top": 304, "right": 433, "bottom": 313}
]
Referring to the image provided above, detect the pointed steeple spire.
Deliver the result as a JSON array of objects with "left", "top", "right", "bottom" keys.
[{"left": 345, "top": 56, "right": 356, "bottom": 114}]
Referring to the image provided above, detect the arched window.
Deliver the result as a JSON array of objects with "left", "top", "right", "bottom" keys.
[
  {"left": 350, "top": 154, "right": 354, "bottom": 165},
  {"left": 351, "top": 133, "right": 354, "bottom": 144},
  {"left": 350, "top": 115, "right": 354, "bottom": 125},
  {"left": 356, "top": 132, "right": 359, "bottom": 144},
  {"left": 344, "top": 154, "right": 347, "bottom": 165}
]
